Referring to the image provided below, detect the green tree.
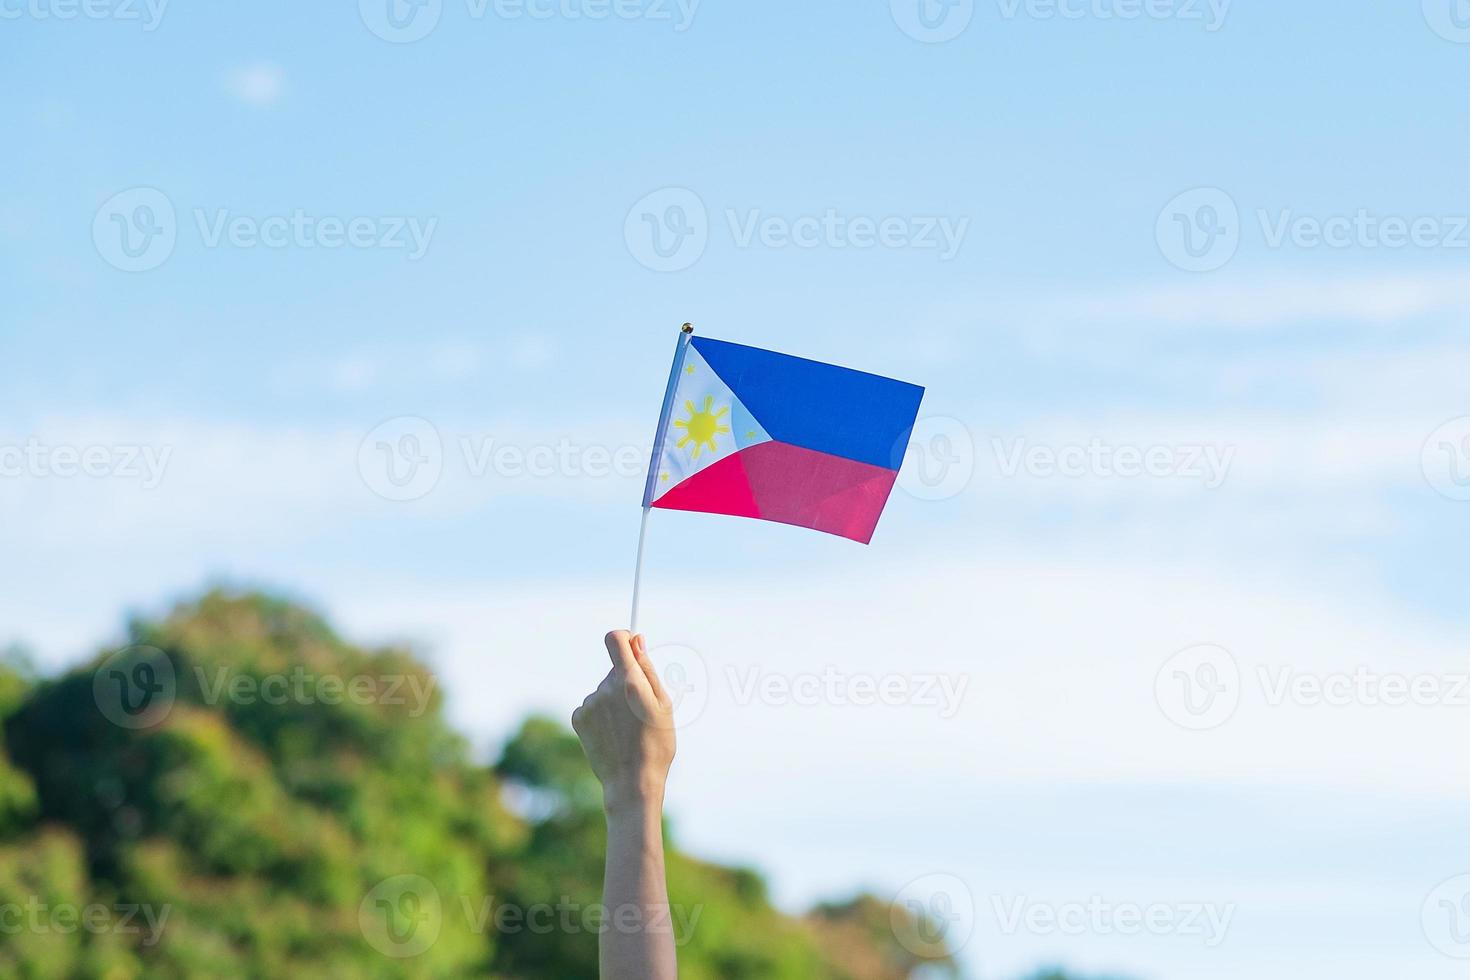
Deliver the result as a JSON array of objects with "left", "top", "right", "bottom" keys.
[{"left": 0, "top": 590, "right": 969, "bottom": 979}]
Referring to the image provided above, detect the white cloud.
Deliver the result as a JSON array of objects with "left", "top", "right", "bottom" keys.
[
  {"left": 272, "top": 336, "right": 559, "bottom": 396},
  {"left": 225, "top": 63, "right": 286, "bottom": 108},
  {"left": 329, "top": 558, "right": 1467, "bottom": 800},
  {"left": 998, "top": 271, "right": 1470, "bottom": 330}
]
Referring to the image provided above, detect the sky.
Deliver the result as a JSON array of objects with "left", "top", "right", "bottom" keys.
[{"left": 5, "top": 1, "right": 1470, "bottom": 977}]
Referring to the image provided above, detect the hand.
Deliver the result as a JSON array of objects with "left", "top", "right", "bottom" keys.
[{"left": 572, "top": 630, "right": 676, "bottom": 814}]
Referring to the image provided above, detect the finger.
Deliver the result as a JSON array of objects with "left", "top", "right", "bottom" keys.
[
  {"left": 632, "top": 634, "right": 668, "bottom": 702},
  {"left": 603, "top": 630, "right": 640, "bottom": 679}
]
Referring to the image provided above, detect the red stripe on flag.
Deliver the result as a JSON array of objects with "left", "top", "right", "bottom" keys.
[
  {"left": 739, "top": 441, "right": 897, "bottom": 544},
  {"left": 650, "top": 451, "right": 761, "bottom": 519},
  {"left": 652, "top": 441, "right": 898, "bottom": 544}
]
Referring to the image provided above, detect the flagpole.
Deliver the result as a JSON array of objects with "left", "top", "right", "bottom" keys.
[
  {"left": 631, "top": 322, "right": 695, "bottom": 634},
  {"left": 629, "top": 505, "right": 651, "bottom": 634}
]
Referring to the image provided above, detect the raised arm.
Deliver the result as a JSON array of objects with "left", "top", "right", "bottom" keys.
[{"left": 572, "top": 630, "right": 679, "bottom": 980}]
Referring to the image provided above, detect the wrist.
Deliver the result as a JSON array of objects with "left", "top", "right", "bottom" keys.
[{"left": 601, "top": 778, "right": 666, "bottom": 821}]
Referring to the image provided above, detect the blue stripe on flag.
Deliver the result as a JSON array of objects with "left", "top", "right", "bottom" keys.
[{"left": 691, "top": 336, "right": 925, "bottom": 470}]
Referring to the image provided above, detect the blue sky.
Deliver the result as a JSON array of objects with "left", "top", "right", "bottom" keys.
[{"left": 5, "top": 2, "right": 1470, "bottom": 977}]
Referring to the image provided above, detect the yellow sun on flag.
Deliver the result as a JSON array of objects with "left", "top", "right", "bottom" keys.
[{"left": 674, "top": 395, "right": 730, "bottom": 459}]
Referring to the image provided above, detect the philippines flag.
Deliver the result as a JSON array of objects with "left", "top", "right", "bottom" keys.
[{"left": 641, "top": 329, "right": 925, "bottom": 544}]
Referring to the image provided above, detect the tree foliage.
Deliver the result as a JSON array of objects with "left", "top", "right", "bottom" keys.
[{"left": 0, "top": 590, "right": 965, "bottom": 979}]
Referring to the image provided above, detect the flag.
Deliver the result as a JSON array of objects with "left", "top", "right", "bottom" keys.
[{"left": 641, "top": 330, "right": 924, "bottom": 544}]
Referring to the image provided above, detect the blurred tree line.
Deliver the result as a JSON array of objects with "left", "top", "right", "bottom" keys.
[{"left": 0, "top": 590, "right": 1087, "bottom": 979}]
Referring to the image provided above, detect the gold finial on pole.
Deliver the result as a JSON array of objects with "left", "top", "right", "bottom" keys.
[{"left": 681, "top": 322, "right": 694, "bottom": 334}]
